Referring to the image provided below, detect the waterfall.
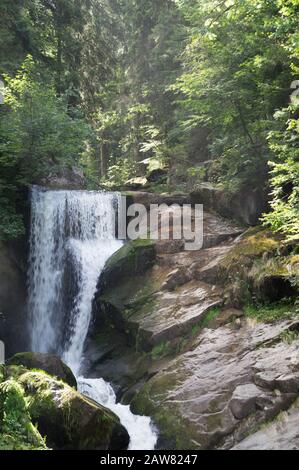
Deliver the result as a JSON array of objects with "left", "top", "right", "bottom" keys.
[{"left": 28, "top": 186, "right": 157, "bottom": 450}]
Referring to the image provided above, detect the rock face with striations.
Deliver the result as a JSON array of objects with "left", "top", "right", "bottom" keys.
[
  {"left": 131, "top": 319, "right": 299, "bottom": 449},
  {"left": 93, "top": 210, "right": 242, "bottom": 351},
  {"left": 90, "top": 197, "right": 299, "bottom": 450}
]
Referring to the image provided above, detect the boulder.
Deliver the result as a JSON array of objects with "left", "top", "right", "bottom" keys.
[
  {"left": 190, "top": 183, "right": 268, "bottom": 226},
  {"left": 7, "top": 352, "right": 77, "bottom": 388},
  {"left": 0, "top": 378, "right": 47, "bottom": 450},
  {"left": 38, "top": 166, "right": 86, "bottom": 190},
  {"left": 229, "top": 383, "right": 270, "bottom": 420},
  {"left": 19, "top": 371, "right": 129, "bottom": 450}
]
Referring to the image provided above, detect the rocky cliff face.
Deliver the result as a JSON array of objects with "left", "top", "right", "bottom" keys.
[
  {"left": 190, "top": 183, "right": 268, "bottom": 226},
  {"left": 89, "top": 193, "right": 299, "bottom": 450},
  {"left": 0, "top": 239, "right": 28, "bottom": 356}
]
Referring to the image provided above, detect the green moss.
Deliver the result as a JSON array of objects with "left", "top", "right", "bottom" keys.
[
  {"left": 249, "top": 258, "right": 289, "bottom": 284},
  {"left": 151, "top": 341, "right": 173, "bottom": 361},
  {"left": 199, "top": 307, "right": 221, "bottom": 329},
  {"left": 223, "top": 229, "right": 280, "bottom": 265},
  {"left": 3, "top": 365, "right": 28, "bottom": 381},
  {"left": 280, "top": 329, "right": 299, "bottom": 344},
  {"left": 219, "top": 227, "right": 299, "bottom": 305},
  {"left": 0, "top": 379, "right": 47, "bottom": 450},
  {"left": 244, "top": 301, "right": 297, "bottom": 323},
  {"left": 105, "top": 238, "right": 155, "bottom": 271}
]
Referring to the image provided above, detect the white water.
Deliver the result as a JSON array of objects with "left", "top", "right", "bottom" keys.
[
  {"left": 28, "top": 186, "right": 157, "bottom": 450},
  {"left": 78, "top": 378, "right": 158, "bottom": 451}
]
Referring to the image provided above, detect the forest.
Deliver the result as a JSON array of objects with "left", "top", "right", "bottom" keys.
[
  {"left": 0, "top": 0, "right": 298, "bottom": 240},
  {"left": 0, "top": 0, "right": 299, "bottom": 453}
]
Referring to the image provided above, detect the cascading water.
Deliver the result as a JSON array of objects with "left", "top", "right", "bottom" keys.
[{"left": 28, "top": 186, "right": 157, "bottom": 450}]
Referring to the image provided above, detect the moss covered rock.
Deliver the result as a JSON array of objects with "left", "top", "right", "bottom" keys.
[
  {"left": 0, "top": 379, "right": 47, "bottom": 450},
  {"left": 7, "top": 352, "right": 77, "bottom": 389},
  {"left": 0, "top": 364, "right": 129, "bottom": 450},
  {"left": 18, "top": 371, "right": 129, "bottom": 450},
  {"left": 219, "top": 228, "right": 298, "bottom": 304},
  {"left": 98, "top": 239, "right": 156, "bottom": 293}
]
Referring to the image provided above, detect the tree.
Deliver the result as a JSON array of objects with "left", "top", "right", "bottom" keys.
[
  {"left": 0, "top": 56, "right": 90, "bottom": 239},
  {"left": 173, "top": 0, "right": 297, "bottom": 189}
]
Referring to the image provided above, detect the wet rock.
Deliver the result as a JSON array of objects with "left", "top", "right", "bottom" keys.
[
  {"left": 162, "top": 268, "right": 191, "bottom": 291},
  {"left": 229, "top": 383, "right": 269, "bottom": 420},
  {"left": 208, "top": 308, "right": 244, "bottom": 329},
  {"left": 155, "top": 240, "right": 185, "bottom": 255},
  {"left": 190, "top": 245, "right": 235, "bottom": 284},
  {"left": 7, "top": 352, "right": 77, "bottom": 388},
  {"left": 99, "top": 278, "right": 223, "bottom": 351},
  {"left": 254, "top": 371, "right": 278, "bottom": 390},
  {"left": 93, "top": 209, "right": 243, "bottom": 354},
  {"left": 275, "top": 373, "right": 299, "bottom": 394},
  {"left": 233, "top": 402, "right": 299, "bottom": 450}
]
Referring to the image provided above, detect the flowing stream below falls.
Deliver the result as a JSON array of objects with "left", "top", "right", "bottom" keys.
[{"left": 28, "top": 186, "right": 158, "bottom": 450}]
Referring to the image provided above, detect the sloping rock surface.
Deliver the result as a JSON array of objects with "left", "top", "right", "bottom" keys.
[
  {"left": 90, "top": 195, "right": 298, "bottom": 450},
  {"left": 131, "top": 320, "right": 299, "bottom": 449}
]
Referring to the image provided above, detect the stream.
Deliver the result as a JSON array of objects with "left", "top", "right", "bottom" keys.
[{"left": 28, "top": 186, "right": 158, "bottom": 450}]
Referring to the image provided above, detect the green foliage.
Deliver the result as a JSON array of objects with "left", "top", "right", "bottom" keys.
[
  {"left": 104, "top": 158, "right": 138, "bottom": 188},
  {"left": 280, "top": 328, "right": 299, "bottom": 345},
  {"left": 173, "top": 0, "right": 298, "bottom": 188},
  {"left": 0, "top": 0, "right": 298, "bottom": 239},
  {"left": 263, "top": 104, "right": 299, "bottom": 239},
  {"left": 0, "top": 56, "right": 90, "bottom": 239},
  {"left": 3, "top": 56, "right": 90, "bottom": 182},
  {"left": 244, "top": 301, "right": 298, "bottom": 323},
  {"left": 0, "top": 379, "right": 47, "bottom": 450}
]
